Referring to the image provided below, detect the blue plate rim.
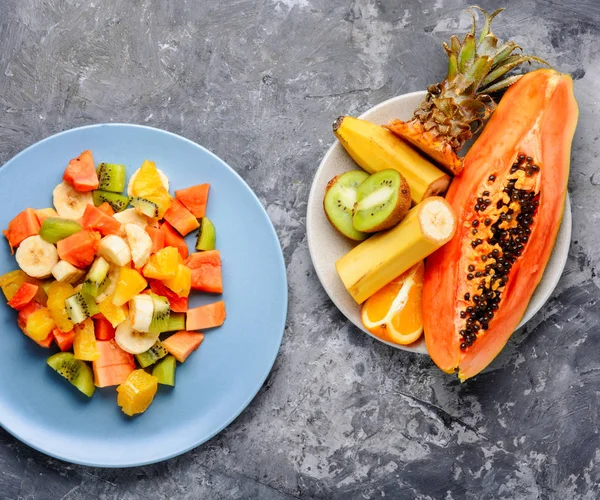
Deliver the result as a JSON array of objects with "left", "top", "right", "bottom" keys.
[{"left": 0, "top": 123, "right": 288, "bottom": 468}]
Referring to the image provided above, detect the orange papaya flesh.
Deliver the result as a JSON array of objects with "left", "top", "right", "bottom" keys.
[{"left": 423, "top": 69, "right": 579, "bottom": 381}]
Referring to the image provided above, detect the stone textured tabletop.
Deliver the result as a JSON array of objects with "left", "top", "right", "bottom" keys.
[{"left": 0, "top": 0, "right": 598, "bottom": 498}]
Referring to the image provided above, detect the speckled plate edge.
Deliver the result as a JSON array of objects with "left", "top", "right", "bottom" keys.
[{"left": 306, "top": 91, "right": 572, "bottom": 355}]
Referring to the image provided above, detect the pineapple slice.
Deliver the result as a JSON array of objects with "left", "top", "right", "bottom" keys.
[
  {"left": 142, "top": 246, "right": 182, "bottom": 280},
  {"left": 113, "top": 268, "right": 148, "bottom": 307},
  {"left": 73, "top": 318, "right": 100, "bottom": 361},
  {"left": 25, "top": 308, "right": 56, "bottom": 341},
  {"left": 47, "top": 281, "right": 75, "bottom": 333},
  {"left": 117, "top": 369, "right": 159, "bottom": 416}
]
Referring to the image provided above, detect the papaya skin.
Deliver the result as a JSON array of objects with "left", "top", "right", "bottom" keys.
[{"left": 422, "top": 69, "right": 579, "bottom": 381}]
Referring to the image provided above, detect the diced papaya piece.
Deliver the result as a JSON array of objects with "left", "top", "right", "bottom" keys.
[
  {"left": 146, "top": 226, "right": 165, "bottom": 254},
  {"left": 94, "top": 316, "right": 116, "bottom": 340},
  {"left": 17, "top": 302, "right": 43, "bottom": 334},
  {"left": 163, "top": 199, "right": 199, "bottom": 237},
  {"left": 52, "top": 328, "right": 76, "bottom": 352},
  {"left": 3, "top": 208, "right": 41, "bottom": 252},
  {"left": 35, "top": 208, "right": 59, "bottom": 224},
  {"left": 185, "top": 250, "right": 223, "bottom": 293},
  {"left": 175, "top": 184, "right": 210, "bottom": 218},
  {"left": 162, "top": 331, "right": 204, "bottom": 363},
  {"left": 160, "top": 222, "right": 189, "bottom": 259},
  {"left": 81, "top": 205, "right": 122, "bottom": 236},
  {"left": 93, "top": 339, "right": 135, "bottom": 387},
  {"left": 148, "top": 280, "right": 188, "bottom": 313},
  {"left": 63, "top": 150, "right": 99, "bottom": 192},
  {"left": 186, "top": 300, "right": 226, "bottom": 330},
  {"left": 97, "top": 202, "right": 115, "bottom": 216},
  {"left": 37, "top": 332, "right": 55, "bottom": 348},
  {"left": 57, "top": 229, "right": 101, "bottom": 268},
  {"left": 7, "top": 282, "right": 39, "bottom": 310}
]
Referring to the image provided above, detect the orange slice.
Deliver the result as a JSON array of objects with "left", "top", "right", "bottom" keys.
[{"left": 361, "top": 261, "right": 424, "bottom": 345}]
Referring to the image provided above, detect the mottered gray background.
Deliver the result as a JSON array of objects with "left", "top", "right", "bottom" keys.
[{"left": 1, "top": 0, "right": 599, "bottom": 498}]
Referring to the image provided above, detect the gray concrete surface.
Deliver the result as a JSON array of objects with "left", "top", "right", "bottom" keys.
[{"left": 1, "top": 0, "right": 599, "bottom": 498}]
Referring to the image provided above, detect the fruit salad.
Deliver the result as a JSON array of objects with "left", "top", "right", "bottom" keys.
[{"left": 1, "top": 150, "right": 226, "bottom": 416}]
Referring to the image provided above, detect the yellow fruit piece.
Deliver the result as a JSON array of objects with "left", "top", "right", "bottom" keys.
[
  {"left": 98, "top": 294, "right": 129, "bottom": 327},
  {"left": 25, "top": 308, "right": 56, "bottom": 341},
  {"left": 142, "top": 246, "right": 182, "bottom": 280},
  {"left": 113, "top": 267, "right": 148, "bottom": 307},
  {"left": 361, "top": 262, "right": 424, "bottom": 345},
  {"left": 130, "top": 160, "right": 172, "bottom": 218},
  {"left": 336, "top": 197, "right": 457, "bottom": 304},
  {"left": 117, "top": 369, "right": 159, "bottom": 416},
  {"left": 164, "top": 264, "right": 191, "bottom": 298},
  {"left": 47, "top": 281, "right": 75, "bottom": 333},
  {"left": 0, "top": 270, "right": 29, "bottom": 301},
  {"left": 333, "top": 116, "right": 451, "bottom": 204},
  {"left": 73, "top": 318, "right": 100, "bottom": 361}
]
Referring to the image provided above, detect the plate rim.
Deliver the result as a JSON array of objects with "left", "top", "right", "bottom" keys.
[
  {"left": 0, "top": 123, "right": 288, "bottom": 467},
  {"left": 307, "top": 91, "right": 572, "bottom": 355}
]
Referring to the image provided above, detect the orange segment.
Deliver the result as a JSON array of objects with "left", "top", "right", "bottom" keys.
[
  {"left": 117, "top": 369, "right": 159, "bottom": 416},
  {"left": 130, "top": 160, "right": 172, "bottom": 218},
  {"left": 361, "top": 262, "right": 424, "bottom": 345}
]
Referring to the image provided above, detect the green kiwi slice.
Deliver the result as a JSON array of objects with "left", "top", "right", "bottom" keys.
[
  {"left": 65, "top": 291, "right": 99, "bottom": 324},
  {"left": 352, "top": 169, "right": 411, "bottom": 233},
  {"left": 323, "top": 170, "right": 370, "bottom": 241},
  {"left": 196, "top": 217, "right": 216, "bottom": 251},
  {"left": 39, "top": 217, "right": 82, "bottom": 244},
  {"left": 165, "top": 312, "right": 185, "bottom": 332},
  {"left": 135, "top": 340, "right": 168, "bottom": 368},
  {"left": 97, "top": 163, "right": 127, "bottom": 193},
  {"left": 92, "top": 190, "right": 130, "bottom": 212},
  {"left": 152, "top": 355, "right": 176, "bottom": 386},
  {"left": 47, "top": 352, "right": 95, "bottom": 397},
  {"left": 149, "top": 294, "right": 171, "bottom": 334},
  {"left": 82, "top": 257, "right": 110, "bottom": 298},
  {"left": 130, "top": 197, "right": 159, "bottom": 218}
]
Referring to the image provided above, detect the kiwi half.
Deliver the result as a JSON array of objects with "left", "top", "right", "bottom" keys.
[
  {"left": 39, "top": 218, "right": 82, "bottom": 244},
  {"left": 97, "top": 163, "right": 127, "bottom": 193},
  {"left": 92, "top": 190, "right": 130, "bottom": 212},
  {"left": 47, "top": 352, "right": 95, "bottom": 397},
  {"left": 323, "top": 170, "right": 370, "bottom": 241},
  {"left": 352, "top": 169, "right": 411, "bottom": 233}
]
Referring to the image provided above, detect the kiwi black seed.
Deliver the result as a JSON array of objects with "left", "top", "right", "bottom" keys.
[
  {"left": 352, "top": 169, "right": 411, "bottom": 232},
  {"left": 323, "top": 170, "right": 370, "bottom": 241},
  {"left": 65, "top": 291, "right": 99, "bottom": 324}
]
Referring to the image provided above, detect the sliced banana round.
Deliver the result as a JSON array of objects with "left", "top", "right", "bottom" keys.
[
  {"left": 51, "top": 260, "right": 86, "bottom": 284},
  {"left": 124, "top": 223, "right": 152, "bottom": 268},
  {"left": 113, "top": 208, "right": 149, "bottom": 231},
  {"left": 98, "top": 235, "right": 132, "bottom": 267},
  {"left": 53, "top": 181, "right": 93, "bottom": 219},
  {"left": 115, "top": 318, "right": 159, "bottom": 354},
  {"left": 127, "top": 168, "right": 169, "bottom": 196},
  {"left": 129, "top": 294, "right": 154, "bottom": 332},
  {"left": 16, "top": 235, "right": 59, "bottom": 279}
]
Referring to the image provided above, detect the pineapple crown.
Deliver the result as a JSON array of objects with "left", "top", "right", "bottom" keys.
[{"left": 415, "top": 6, "right": 549, "bottom": 147}]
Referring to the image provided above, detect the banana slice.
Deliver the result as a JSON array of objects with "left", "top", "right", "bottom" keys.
[
  {"left": 129, "top": 294, "right": 154, "bottom": 332},
  {"left": 98, "top": 235, "right": 132, "bottom": 267},
  {"left": 115, "top": 318, "right": 159, "bottom": 354},
  {"left": 124, "top": 224, "right": 152, "bottom": 268},
  {"left": 53, "top": 182, "right": 93, "bottom": 219},
  {"left": 127, "top": 168, "right": 170, "bottom": 196},
  {"left": 96, "top": 265, "right": 120, "bottom": 304},
  {"left": 51, "top": 260, "right": 86, "bottom": 284},
  {"left": 16, "top": 235, "right": 59, "bottom": 279},
  {"left": 113, "top": 208, "right": 149, "bottom": 231}
]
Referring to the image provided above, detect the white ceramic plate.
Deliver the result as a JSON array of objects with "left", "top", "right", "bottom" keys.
[{"left": 306, "top": 91, "right": 572, "bottom": 354}]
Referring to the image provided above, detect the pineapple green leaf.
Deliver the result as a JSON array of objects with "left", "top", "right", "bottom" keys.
[
  {"left": 479, "top": 74, "right": 523, "bottom": 93},
  {"left": 481, "top": 55, "right": 550, "bottom": 89},
  {"left": 458, "top": 34, "right": 477, "bottom": 73}
]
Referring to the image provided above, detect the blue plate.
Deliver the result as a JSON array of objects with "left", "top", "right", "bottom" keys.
[{"left": 0, "top": 124, "right": 287, "bottom": 467}]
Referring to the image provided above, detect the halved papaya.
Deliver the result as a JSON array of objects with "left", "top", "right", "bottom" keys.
[
  {"left": 63, "top": 150, "right": 99, "bottom": 192},
  {"left": 423, "top": 69, "right": 579, "bottom": 381}
]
